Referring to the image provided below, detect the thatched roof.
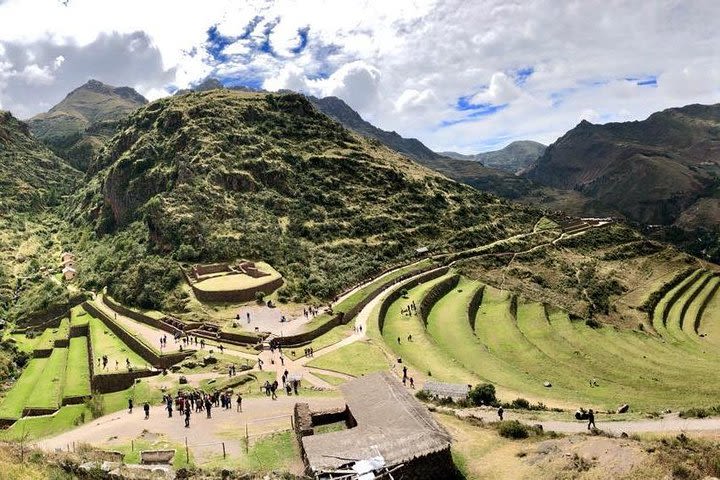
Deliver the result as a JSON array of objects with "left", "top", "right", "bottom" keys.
[{"left": 302, "top": 372, "right": 452, "bottom": 473}]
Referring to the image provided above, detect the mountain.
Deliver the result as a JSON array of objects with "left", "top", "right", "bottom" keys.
[
  {"left": 0, "top": 110, "right": 78, "bottom": 319},
  {"left": 28, "top": 79, "right": 147, "bottom": 171},
  {"left": 0, "top": 111, "right": 78, "bottom": 212},
  {"left": 69, "top": 89, "right": 538, "bottom": 310},
  {"left": 440, "top": 140, "right": 546, "bottom": 174},
  {"left": 308, "top": 95, "right": 442, "bottom": 162},
  {"left": 524, "top": 104, "right": 720, "bottom": 226}
]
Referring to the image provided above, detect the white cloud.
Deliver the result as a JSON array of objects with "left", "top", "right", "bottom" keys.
[
  {"left": 0, "top": 0, "right": 718, "bottom": 151},
  {"left": 470, "top": 72, "right": 521, "bottom": 105}
]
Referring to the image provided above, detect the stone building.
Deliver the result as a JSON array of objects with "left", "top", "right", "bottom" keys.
[{"left": 295, "top": 372, "right": 454, "bottom": 479}]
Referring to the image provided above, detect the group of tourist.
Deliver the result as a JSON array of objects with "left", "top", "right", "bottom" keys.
[
  {"left": 262, "top": 371, "right": 301, "bottom": 399},
  {"left": 303, "top": 347, "right": 314, "bottom": 357},
  {"left": 129, "top": 389, "right": 245, "bottom": 428},
  {"left": 401, "top": 301, "right": 417, "bottom": 316},
  {"left": 401, "top": 365, "right": 415, "bottom": 389}
]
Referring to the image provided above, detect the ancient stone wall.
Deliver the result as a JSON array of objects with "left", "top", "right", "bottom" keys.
[
  {"left": 378, "top": 267, "right": 450, "bottom": 332},
  {"left": 189, "top": 276, "right": 285, "bottom": 303},
  {"left": 102, "top": 295, "right": 180, "bottom": 335},
  {"left": 91, "top": 370, "right": 160, "bottom": 394},
  {"left": 419, "top": 274, "right": 460, "bottom": 327},
  {"left": 83, "top": 301, "right": 191, "bottom": 369}
]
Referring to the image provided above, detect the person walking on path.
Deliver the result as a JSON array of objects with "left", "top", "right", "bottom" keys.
[
  {"left": 236, "top": 393, "right": 242, "bottom": 412},
  {"left": 143, "top": 402, "right": 150, "bottom": 420},
  {"left": 184, "top": 406, "right": 191, "bottom": 428},
  {"left": 497, "top": 406, "right": 504, "bottom": 421},
  {"left": 128, "top": 398, "right": 133, "bottom": 414},
  {"left": 587, "top": 409, "right": 596, "bottom": 430},
  {"left": 166, "top": 398, "right": 173, "bottom": 418},
  {"left": 205, "top": 398, "right": 212, "bottom": 419},
  {"left": 409, "top": 377, "right": 415, "bottom": 389}
]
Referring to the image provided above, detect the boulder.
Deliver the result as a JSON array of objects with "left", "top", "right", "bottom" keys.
[
  {"left": 180, "top": 360, "right": 197, "bottom": 369},
  {"left": 617, "top": 404, "right": 630, "bottom": 414},
  {"left": 202, "top": 355, "right": 218, "bottom": 366},
  {"left": 543, "top": 381, "right": 552, "bottom": 388},
  {"left": 178, "top": 376, "right": 187, "bottom": 385}
]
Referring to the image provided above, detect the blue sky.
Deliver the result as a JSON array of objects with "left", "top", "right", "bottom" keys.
[{"left": 0, "top": 0, "right": 719, "bottom": 153}]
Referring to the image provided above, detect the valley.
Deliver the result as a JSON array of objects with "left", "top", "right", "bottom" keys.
[{"left": 1, "top": 81, "right": 720, "bottom": 479}]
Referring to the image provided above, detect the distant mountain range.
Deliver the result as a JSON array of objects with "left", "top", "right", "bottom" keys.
[
  {"left": 439, "top": 140, "right": 546, "bottom": 174},
  {"left": 27, "top": 79, "right": 147, "bottom": 171},
  {"left": 524, "top": 104, "right": 720, "bottom": 227}
]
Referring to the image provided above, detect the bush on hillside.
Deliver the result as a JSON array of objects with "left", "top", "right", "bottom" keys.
[
  {"left": 468, "top": 383, "right": 497, "bottom": 407},
  {"left": 498, "top": 420, "right": 529, "bottom": 439}
]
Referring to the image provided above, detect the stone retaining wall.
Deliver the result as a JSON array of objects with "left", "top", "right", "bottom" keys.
[
  {"left": 189, "top": 276, "right": 285, "bottom": 303},
  {"left": 419, "top": 274, "right": 460, "bottom": 326},
  {"left": 92, "top": 370, "right": 160, "bottom": 394},
  {"left": 695, "top": 276, "right": 720, "bottom": 333},
  {"left": 378, "top": 267, "right": 450, "bottom": 332},
  {"left": 102, "top": 295, "right": 181, "bottom": 335},
  {"left": 83, "top": 301, "right": 192, "bottom": 370},
  {"left": 467, "top": 285, "right": 485, "bottom": 331}
]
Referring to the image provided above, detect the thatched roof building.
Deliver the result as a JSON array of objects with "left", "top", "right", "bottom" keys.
[{"left": 300, "top": 372, "right": 453, "bottom": 478}]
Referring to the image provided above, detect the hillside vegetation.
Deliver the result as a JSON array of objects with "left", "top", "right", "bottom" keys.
[
  {"left": 67, "top": 89, "right": 539, "bottom": 310},
  {"left": 28, "top": 79, "right": 147, "bottom": 171}
]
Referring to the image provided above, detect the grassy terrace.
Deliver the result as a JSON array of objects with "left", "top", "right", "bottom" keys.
[
  {"left": 0, "top": 358, "right": 48, "bottom": 420},
  {"left": 380, "top": 273, "right": 479, "bottom": 384},
  {"left": 306, "top": 340, "right": 389, "bottom": 377},
  {"left": 683, "top": 276, "right": 720, "bottom": 339},
  {"left": 70, "top": 306, "right": 90, "bottom": 327},
  {"left": 303, "top": 258, "right": 434, "bottom": 332},
  {"left": 194, "top": 262, "right": 282, "bottom": 292},
  {"left": 88, "top": 312, "right": 149, "bottom": 372},
  {"left": 25, "top": 346, "right": 68, "bottom": 410},
  {"left": 63, "top": 337, "right": 91, "bottom": 399},
  {"left": 33, "top": 317, "right": 70, "bottom": 350}
]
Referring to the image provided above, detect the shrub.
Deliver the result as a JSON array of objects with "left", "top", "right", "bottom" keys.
[
  {"left": 511, "top": 398, "right": 531, "bottom": 409},
  {"left": 468, "top": 383, "right": 497, "bottom": 406},
  {"left": 498, "top": 420, "right": 529, "bottom": 439},
  {"left": 255, "top": 291, "right": 265, "bottom": 304},
  {"left": 585, "top": 318, "right": 601, "bottom": 329}
]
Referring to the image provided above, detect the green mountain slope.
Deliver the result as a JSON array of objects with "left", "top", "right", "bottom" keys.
[
  {"left": 440, "top": 140, "right": 546, "bottom": 174},
  {"left": 28, "top": 80, "right": 147, "bottom": 171},
  {"left": 524, "top": 104, "right": 720, "bottom": 226},
  {"left": 0, "top": 111, "right": 78, "bottom": 320},
  {"left": 68, "top": 89, "right": 539, "bottom": 310}
]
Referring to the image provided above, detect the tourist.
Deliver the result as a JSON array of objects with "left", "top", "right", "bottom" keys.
[
  {"left": 587, "top": 409, "right": 596, "bottom": 430},
  {"left": 403, "top": 366, "right": 408, "bottom": 379},
  {"left": 219, "top": 344, "right": 224, "bottom": 353},
  {"left": 228, "top": 366, "right": 233, "bottom": 377},
  {"left": 205, "top": 397, "right": 212, "bottom": 418},
  {"left": 271, "top": 381, "right": 278, "bottom": 400},
  {"left": 497, "top": 406, "right": 504, "bottom": 421},
  {"left": 126, "top": 358, "right": 130, "bottom": 369},
  {"left": 184, "top": 406, "right": 191, "bottom": 428},
  {"left": 409, "top": 377, "right": 415, "bottom": 389},
  {"left": 200, "top": 339, "right": 205, "bottom": 349},
  {"left": 236, "top": 393, "right": 243, "bottom": 412},
  {"left": 407, "top": 334, "right": 412, "bottom": 342},
  {"left": 286, "top": 383, "right": 292, "bottom": 395},
  {"left": 397, "top": 337, "right": 401, "bottom": 344},
  {"left": 143, "top": 402, "right": 150, "bottom": 420},
  {"left": 280, "top": 355, "right": 284, "bottom": 366},
  {"left": 293, "top": 379, "right": 299, "bottom": 395},
  {"left": 128, "top": 398, "right": 133, "bottom": 414},
  {"left": 166, "top": 398, "right": 173, "bottom": 418}
]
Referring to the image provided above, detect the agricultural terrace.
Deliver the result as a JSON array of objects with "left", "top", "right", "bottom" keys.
[
  {"left": 192, "top": 262, "right": 281, "bottom": 293},
  {"left": 372, "top": 267, "right": 720, "bottom": 411}
]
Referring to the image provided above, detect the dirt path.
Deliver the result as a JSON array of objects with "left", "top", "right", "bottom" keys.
[
  {"left": 456, "top": 408, "right": 720, "bottom": 435},
  {"left": 34, "top": 395, "right": 344, "bottom": 462}
]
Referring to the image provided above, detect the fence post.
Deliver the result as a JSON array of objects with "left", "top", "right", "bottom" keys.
[
  {"left": 245, "top": 423, "right": 249, "bottom": 453},
  {"left": 222, "top": 442, "right": 226, "bottom": 459},
  {"left": 185, "top": 437, "right": 189, "bottom": 463}
]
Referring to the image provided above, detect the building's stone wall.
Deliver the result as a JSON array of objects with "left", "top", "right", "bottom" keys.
[
  {"left": 189, "top": 276, "right": 285, "bottom": 303},
  {"left": 91, "top": 370, "right": 160, "bottom": 394}
]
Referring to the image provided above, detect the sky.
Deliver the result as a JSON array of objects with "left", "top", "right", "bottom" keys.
[{"left": 0, "top": 0, "right": 719, "bottom": 153}]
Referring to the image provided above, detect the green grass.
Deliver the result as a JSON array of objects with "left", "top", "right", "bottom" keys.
[
  {"left": 63, "top": 336, "right": 91, "bottom": 399},
  {"left": 88, "top": 313, "right": 149, "bottom": 372},
  {"left": 7, "top": 333, "right": 38, "bottom": 354},
  {"left": 194, "top": 262, "right": 282, "bottom": 293},
  {"left": 70, "top": 305, "right": 90, "bottom": 327},
  {"left": 307, "top": 340, "right": 388, "bottom": 377},
  {"left": 0, "top": 358, "right": 48, "bottom": 420},
  {"left": 303, "top": 258, "right": 433, "bottom": 332},
  {"left": 310, "top": 372, "right": 347, "bottom": 386},
  {"left": 380, "top": 274, "right": 479, "bottom": 384},
  {"left": 234, "top": 431, "right": 300, "bottom": 473},
  {"left": 25, "top": 347, "right": 68, "bottom": 410},
  {"left": 102, "top": 380, "right": 165, "bottom": 413},
  {"left": 0, "top": 405, "right": 89, "bottom": 441}
]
